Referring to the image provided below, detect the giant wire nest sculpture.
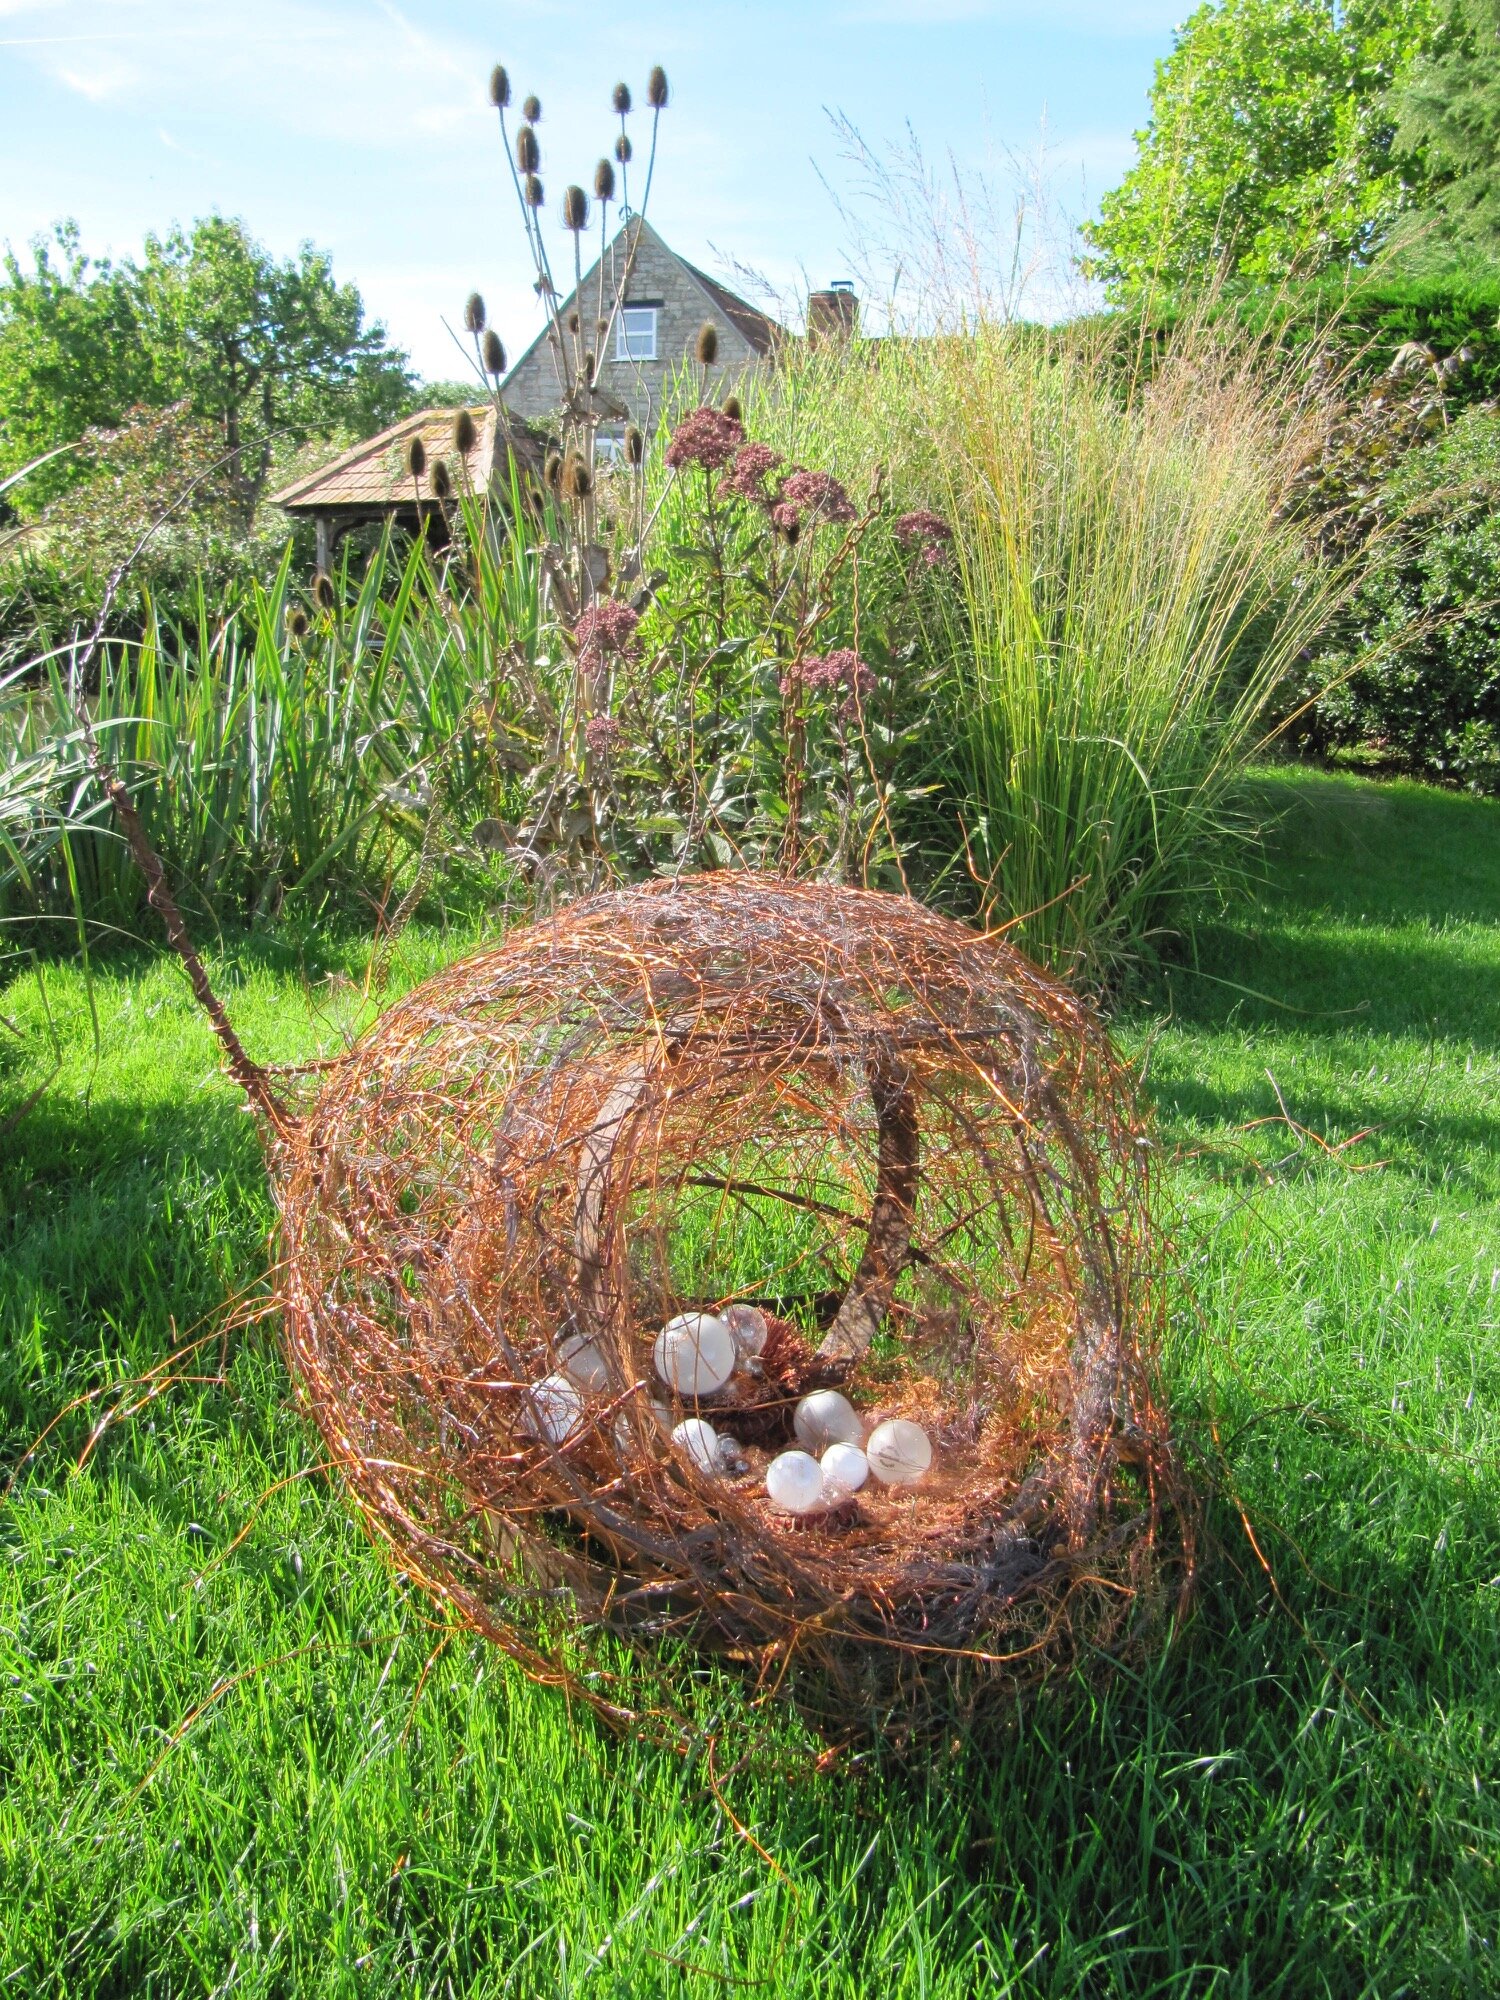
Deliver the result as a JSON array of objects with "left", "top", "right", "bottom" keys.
[{"left": 277, "top": 874, "right": 1188, "bottom": 1730}]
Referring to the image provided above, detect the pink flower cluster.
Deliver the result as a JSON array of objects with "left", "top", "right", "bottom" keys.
[
  {"left": 584, "top": 714, "right": 623, "bottom": 755},
  {"left": 575, "top": 600, "right": 640, "bottom": 671},
  {"left": 664, "top": 405, "right": 744, "bottom": 471},
  {"left": 777, "top": 469, "right": 856, "bottom": 526},
  {"left": 893, "top": 508, "right": 954, "bottom": 567},
  {"left": 722, "top": 440, "right": 783, "bottom": 501},
  {"left": 781, "top": 648, "right": 875, "bottom": 702}
]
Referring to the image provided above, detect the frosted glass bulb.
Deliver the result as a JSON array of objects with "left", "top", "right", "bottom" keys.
[
  {"left": 765, "top": 1449, "right": 826, "bottom": 1515},
  {"left": 793, "top": 1390, "right": 863, "bottom": 1453},
  {"left": 725, "top": 1304, "right": 769, "bottom": 1357},
  {"left": 653, "top": 1312, "right": 736, "bottom": 1395},
  {"left": 520, "top": 1373, "right": 584, "bottom": 1445},
  {"left": 557, "top": 1332, "right": 610, "bottom": 1392},
  {"left": 866, "top": 1418, "right": 932, "bottom": 1486},
  {"left": 820, "top": 1441, "right": 869, "bottom": 1504},
  {"left": 672, "top": 1416, "right": 721, "bottom": 1473}
]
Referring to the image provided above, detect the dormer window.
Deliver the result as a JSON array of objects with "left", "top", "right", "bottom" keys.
[{"left": 615, "top": 304, "right": 660, "bottom": 362}]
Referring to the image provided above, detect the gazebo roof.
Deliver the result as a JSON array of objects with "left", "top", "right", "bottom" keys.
[{"left": 270, "top": 404, "right": 533, "bottom": 517}]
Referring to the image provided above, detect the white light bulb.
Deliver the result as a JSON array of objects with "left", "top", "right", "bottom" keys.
[
  {"left": 672, "top": 1416, "right": 721, "bottom": 1473},
  {"left": 793, "top": 1390, "right": 863, "bottom": 1453},
  {"left": 725, "top": 1304, "right": 769, "bottom": 1357},
  {"left": 653, "top": 1312, "right": 736, "bottom": 1395},
  {"left": 557, "top": 1332, "right": 610, "bottom": 1392},
  {"left": 765, "top": 1449, "right": 826, "bottom": 1515},
  {"left": 866, "top": 1418, "right": 932, "bottom": 1486},
  {"left": 520, "top": 1373, "right": 584, "bottom": 1445},
  {"left": 820, "top": 1441, "right": 869, "bottom": 1504}
]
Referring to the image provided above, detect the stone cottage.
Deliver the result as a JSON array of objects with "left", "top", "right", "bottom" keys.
[{"left": 499, "top": 217, "right": 783, "bottom": 442}]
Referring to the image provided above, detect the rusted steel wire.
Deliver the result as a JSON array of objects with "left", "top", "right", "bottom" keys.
[{"left": 275, "top": 874, "right": 1191, "bottom": 1731}]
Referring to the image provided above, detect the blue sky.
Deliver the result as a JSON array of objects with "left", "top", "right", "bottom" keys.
[{"left": 0, "top": 0, "right": 1183, "bottom": 380}]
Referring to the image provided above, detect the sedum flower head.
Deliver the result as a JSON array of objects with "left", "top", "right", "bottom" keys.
[{"left": 663, "top": 404, "right": 744, "bottom": 471}]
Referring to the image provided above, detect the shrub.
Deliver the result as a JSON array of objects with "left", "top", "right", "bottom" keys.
[{"left": 1303, "top": 406, "right": 1500, "bottom": 791}]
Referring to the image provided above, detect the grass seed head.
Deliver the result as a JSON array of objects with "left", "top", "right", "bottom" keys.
[{"left": 488, "top": 64, "right": 510, "bottom": 108}]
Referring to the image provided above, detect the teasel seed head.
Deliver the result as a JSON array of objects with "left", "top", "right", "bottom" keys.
[
  {"left": 584, "top": 350, "right": 596, "bottom": 379},
  {"left": 524, "top": 173, "right": 544, "bottom": 208},
  {"left": 721, "top": 392, "right": 743, "bottom": 421},
  {"left": 562, "top": 184, "right": 589, "bottom": 232},
  {"left": 464, "top": 291, "right": 486, "bottom": 334},
  {"left": 406, "top": 435, "right": 427, "bottom": 479},
  {"left": 313, "top": 571, "right": 336, "bottom": 610},
  {"left": 614, "top": 132, "right": 632, "bottom": 164},
  {"left": 482, "top": 328, "right": 506, "bottom": 376},
  {"left": 612, "top": 81, "right": 631, "bottom": 113},
  {"left": 625, "top": 424, "right": 645, "bottom": 466},
  {"left": 544, "top": 448, "right": 563, "bottom": 490},
  {"left": 647, "top": 65, "right": 669, "bottom": 109},
  {"left": 523, "top": 93, "right": 541, "bottom": 122},
  {"left": 287, "top": 606, "right": 310, "bottom": 639},
  {"left": 488, "top": 64, "right": 510, "bottom": 109},
  {"left": 515, "top": 124, "right": 539, "bottom": 173},
  {"left": 568, "top": 309, "right": 580, "bottom": 333},
  {"left": 594, "top": 158, "right": 615, "bottom": 202},
  {"left": 453, "top": 409, "right": 477, "bottom": 455},
  {"left": 562, "top": 451, "right": 592, "bottom": 500},
  {"left": 430, "top": 457, "right": 452, "bottom": 500},
  {"left": 695, "top": 321, "right": 719, "bottom": 366}
]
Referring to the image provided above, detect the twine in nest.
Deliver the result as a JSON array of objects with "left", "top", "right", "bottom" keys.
[{"left": 274, "top": 874, "right": 1190, "bottom": 1733}]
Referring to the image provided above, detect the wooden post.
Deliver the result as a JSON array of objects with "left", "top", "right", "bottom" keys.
[{"left": 315, "top": 515, "right": 331, "bottom": 574}]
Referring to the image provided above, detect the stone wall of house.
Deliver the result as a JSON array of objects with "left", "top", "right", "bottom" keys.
[{"left": 501, "top": 222, "right": 762, "bottom": 435}]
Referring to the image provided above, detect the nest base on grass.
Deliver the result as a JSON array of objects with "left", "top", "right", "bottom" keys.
[{"left": 276, "top": 874, "right": 1191, "bottom": 1735}]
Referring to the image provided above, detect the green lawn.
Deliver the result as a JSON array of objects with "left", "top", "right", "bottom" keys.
[{"left": 2, "top": 767, "right": 1497, "bottom": 1998}]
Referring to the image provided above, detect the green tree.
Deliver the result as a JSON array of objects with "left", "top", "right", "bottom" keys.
[
  {"left": 134, "top": 217, "right": 412, "bottom": 519},
  {"left": 0, "top": 216, "right": 412, "bottom": 520},
  {"left": 1082, "top": 0, "right": 1443, "bottom": 297},
  {"left": 1388, "top": 0, "right": 1500, "bottom": 267},
  {"left": 0, "top": 223, "right": 152, "bottom": 511}
]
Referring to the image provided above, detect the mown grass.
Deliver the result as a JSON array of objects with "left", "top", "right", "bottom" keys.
[{"left": 1, "top": 766, "right": 1497, "bottom": 1998}]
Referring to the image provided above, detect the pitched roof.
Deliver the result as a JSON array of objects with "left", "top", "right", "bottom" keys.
[
  {"left": 674, "top": 252, "right": 781, "bottom": 358},
  {"left": 500, "top": 218, "right": 782, "bottom": 393},
  {"left": 269, "top": 405, "right": 523, "bottom": 513}
]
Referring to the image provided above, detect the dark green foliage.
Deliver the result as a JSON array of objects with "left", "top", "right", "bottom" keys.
[{"left": 1301, "top": 408, "right": 1500, "bottom": 789}]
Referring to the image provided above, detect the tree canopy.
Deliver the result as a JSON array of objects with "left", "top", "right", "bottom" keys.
[
  {"left": 0, "top": 216, "right": 412, "bottom": 519},
  {"left": 1388, "top": 0, "right": 1500, "bottom": 267},
  {"left": 1081, "top": 0, "right": 1446, "bottom": 297}
]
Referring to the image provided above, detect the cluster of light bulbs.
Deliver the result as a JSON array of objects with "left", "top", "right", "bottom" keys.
[{"left": 519, "top": 1307, "right": 934, "bottom": 1515}]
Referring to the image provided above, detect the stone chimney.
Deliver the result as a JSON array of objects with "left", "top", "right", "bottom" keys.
[{"left": 808, "top": 279, "right": 859, "bottom": 345}]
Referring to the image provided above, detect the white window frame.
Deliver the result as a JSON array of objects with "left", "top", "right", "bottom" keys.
[{"left": 615, "top": 305, "right": 659, "bottom": 363}]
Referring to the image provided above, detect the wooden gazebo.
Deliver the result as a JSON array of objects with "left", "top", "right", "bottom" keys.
[{"left": 270, "top": 405, "right": 543, "bottom": 567}]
